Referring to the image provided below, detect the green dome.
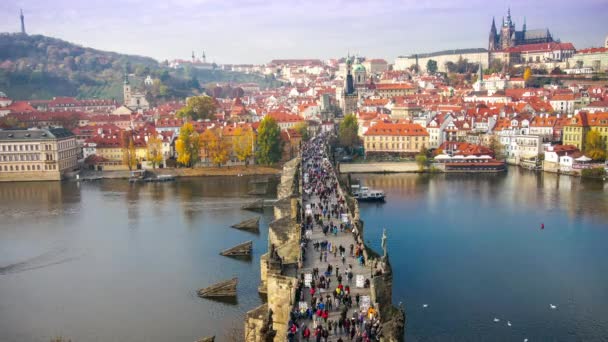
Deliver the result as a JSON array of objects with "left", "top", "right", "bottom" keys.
[{"left": 353, "top": 64, "right": 366, "bottom": 72}]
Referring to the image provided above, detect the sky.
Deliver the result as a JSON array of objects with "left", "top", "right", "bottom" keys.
[{"left": 1, "top": 0, "right": 606, "bottom": 64}]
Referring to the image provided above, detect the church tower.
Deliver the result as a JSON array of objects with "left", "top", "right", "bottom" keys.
[
  {"left": 123, "top": 67, "right": 132, "bottom": 106},
  {"left": 20, "top": 9, "right": 26, "bottom": 35},
  {"left": 342, "top": 56, "right": 358, "bottom": 115},
  {"left": 500, "top": 8, "right": 515, "bottom": 49},
  {"left": 488, "top": 17, "right": 498, "bottom": 51}
]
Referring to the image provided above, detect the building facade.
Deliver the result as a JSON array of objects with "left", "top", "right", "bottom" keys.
[
  {"left": 395, "top": 48, "right": 489, "bottom": 73},
  {"left": 0, "top": 128, "right": 78, "bottom": 181},
  {"left": 363, "top": 122, "right": 429, "bottom": 155}
]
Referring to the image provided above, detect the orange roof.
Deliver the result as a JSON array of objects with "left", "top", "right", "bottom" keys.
[
  {"left": 375, "top": 83, "right": 415, "bottom": 90},
  {"left": 551, "top": 94, "right": 576, "bottom": 101},
  {"left": 587, "top": 112, "right": 608, "bottom": 127},
  {"left": 576, "top": 47, "right": 608, "bottom": 54},
  {"left": 364, "top": 122, "right": 428, "bottom": 137}
]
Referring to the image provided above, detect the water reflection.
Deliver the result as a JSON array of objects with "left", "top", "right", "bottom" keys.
[
  {"left": 0, "top": 176, "right": 276, "bottom": 342},
  {"left": 355, "top": 169, "right": 608, "bottom": 341}
]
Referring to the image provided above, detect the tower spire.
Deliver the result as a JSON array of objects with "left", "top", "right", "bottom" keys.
[
  {"left": 523, "top": 16, "right": 527, "bottom": 32},
  {"left": 20, "top": 9, "right": 26, "bottom": 35}
]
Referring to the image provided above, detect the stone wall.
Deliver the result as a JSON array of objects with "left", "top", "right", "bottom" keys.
[
  {"left": 0, "top": 170, "right": 61, "bottom": 182},
  {"left": 246, "top": 157, "right": 302, "bottom": 341},
  {"left": 339, "top": 172, "right": 406, "bottom": 342}
]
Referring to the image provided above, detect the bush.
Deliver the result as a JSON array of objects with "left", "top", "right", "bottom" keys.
[{"left": 581, "top": 167, "right": 606, "bottom": 178}]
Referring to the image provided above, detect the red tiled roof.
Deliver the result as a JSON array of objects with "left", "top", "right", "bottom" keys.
[
  {"left": 364, "top": 122, "right": 428, "bottom": 137},
  {"left": 576, "top": 47, "right": 608, "bottom": 54},
  {"left": 505, "top": 42, "right": 576, "bottom": 53}
]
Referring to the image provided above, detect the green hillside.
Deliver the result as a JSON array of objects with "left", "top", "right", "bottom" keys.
[{"left": 0, "top": 33, "right": 280, "bottom": 101}]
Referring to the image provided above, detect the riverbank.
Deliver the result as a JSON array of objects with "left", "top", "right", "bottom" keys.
[
  {"left": 340, "top": 162, "right": 420, "bottom": 174},
  {"left": 78, "top": 165, "right": 281, "bottom": 180}
]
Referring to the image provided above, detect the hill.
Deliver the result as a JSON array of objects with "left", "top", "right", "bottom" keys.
[{"left": 0, "top": 33, "right": 280, "bottom": 101}]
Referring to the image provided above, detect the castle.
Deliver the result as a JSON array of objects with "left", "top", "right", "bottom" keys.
[{"left": 488, "top": 8, "right": 554, "bottom": 51}]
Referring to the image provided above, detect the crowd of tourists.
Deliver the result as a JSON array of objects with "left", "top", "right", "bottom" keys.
[{"left": 286, "top": 134, "right": 381, "bottom": 342}]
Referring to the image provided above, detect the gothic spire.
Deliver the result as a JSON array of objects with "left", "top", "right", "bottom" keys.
[{"left": 490, "top": 17, "right": 497, "bottom": 33}]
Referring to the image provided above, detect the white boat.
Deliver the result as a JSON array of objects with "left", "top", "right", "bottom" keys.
[{"left": 352, "top": 186, "right": 385, "bottom": 202}]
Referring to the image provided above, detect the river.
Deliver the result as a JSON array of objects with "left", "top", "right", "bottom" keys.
[
  {"left": 0, "top": 176, "right": 276, "bottom": 342},
  {"left": 1, "top": 170, "right": 607, "bottom": 341},
  {"left": 355, "top": 168, "right": 608, "bottom": 341}
]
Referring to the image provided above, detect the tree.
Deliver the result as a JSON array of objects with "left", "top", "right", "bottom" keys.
[
  {"left": 121, "top": 132, "right": 137, "bottom": 171},
  {"left": 415, "top": 153, "right": 428, "bottom": 171},
  {"left": 176, "top": 122, "right": 200, "bottom": 167},
  {"left": 256, "top": 116, "right": 283, "bottom": 165},
  {"left": 488, "top": 135, "right": 505, "bottom": 160},
  {"left": 176, "top": 96, "right": 216, "bottom": 121},
  {"left": 293, "top": 122, "right": 310, "bottom": 141},
  {"left": 584, "top": 130, "right": 607, "bottom": 161},
  {"left": 338, "top": 114, "right": 359, "bottom": 153},
  {"left": 207, "top": 129, "right": 230, "bottom": 167},
  {"left": 426, "top": 59, "right": 438, "bottom": 74},
  {"left": 523, "top": 67, "right": 532, "bottom": 83},
  {"left": 233, "top": 127, "right": 254, "bottom": 165},
  {"left": 146, "top": 136, "right": 163, "bottom": 169}
]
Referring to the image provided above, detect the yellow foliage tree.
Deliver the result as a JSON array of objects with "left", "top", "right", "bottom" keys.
[
  {"left": 523, "top": 67, "right": 532, "bottom": 82},
  {"left": 121, "top": 131, "right": 137, "bottom": 170},
  {"left": 585, "top": 129, "right": 607, "bottom": 161},
  {"left": 146, "top": 136, "right": 164, "bottom": 168},
  {"left": 207, "top": 129, "right": 230, "bottom": 167},
  {"left": 176, "top": 122, "right": 199, "bottom": 167},
  {"left": 233, "top": 127, "right": 254, "bottom": 166}
]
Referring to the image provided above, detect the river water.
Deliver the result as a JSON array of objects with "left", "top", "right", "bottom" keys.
[
  {"left": 1, "top": 170, "right": 607, "bottom": 342},
  {"left": 0, "top": 176, "right": 276, "bottom": 342},
  {"left": 355, "top": 168, "right": 608, "bottom": 342}
]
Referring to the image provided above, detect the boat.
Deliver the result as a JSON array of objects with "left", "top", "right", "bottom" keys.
[{"left": 352, "top": 185, "right": 385, "bottom": 202}]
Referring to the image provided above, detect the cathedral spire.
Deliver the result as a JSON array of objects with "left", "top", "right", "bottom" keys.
[
  {"left": 490, "top": 17, "right": 497, "bottom": 33},
  {"left": 20, "top": 9, "right": 26, "bottom": 35}
]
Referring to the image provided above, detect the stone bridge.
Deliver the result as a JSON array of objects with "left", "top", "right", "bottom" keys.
[{"left": 245, "top": 140, "right": 405, "bottom": 341}]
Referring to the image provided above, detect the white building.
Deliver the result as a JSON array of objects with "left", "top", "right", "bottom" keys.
[{"left": 502, "top": 134, "right": 542, "bottom": 164}]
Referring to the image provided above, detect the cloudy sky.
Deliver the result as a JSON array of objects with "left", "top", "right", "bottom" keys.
[{"left": 1, "top": 0, "right": 606, "bottom": 64}]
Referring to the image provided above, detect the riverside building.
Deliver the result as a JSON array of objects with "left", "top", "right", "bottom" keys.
[{"left": 0, "top": 128, "right": 78, "bottom": 181}]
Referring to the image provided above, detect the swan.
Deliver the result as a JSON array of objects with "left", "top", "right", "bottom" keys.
[
  {"left": 422, "top": 304, "right": 428, "bottom": 308},
  {"left": 550, "top": 304, "right": 557, "bottom": 310},
  {"left": 493, "top": 318, "right": 500, "bottom": 323},
  {"left": 524, "top": 339, "right": 528, "bottom": 342},
  {"left": 507, "top": 321, "right": 512, "bottom": 327}
]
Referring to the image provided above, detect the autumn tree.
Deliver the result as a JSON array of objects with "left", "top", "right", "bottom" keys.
[
  {"left": 256, "top": 116, "right": 283, "bottom": 165},
  {"left": 121, "top": 131, "right": 137, "bottom": 171},
  {"left": 146, "top": 136, "right": 163, "bottom": 168},
  {"left": 415, "top": 148, "right": 428, "bottom": 171},
  {"left": 488, "top": 135, "right": 505, "bottom": 160},
  {"left": 585, "top": 130, "right": 607, "bottom": 161},
  {"left": 233, "top": 127, "right": 254, "bottom": 166},
  {"left": 293, "top": 122, "right": 310, "bottom": 141},
  {"left": 176, "top": 122, "right": 200, "bottom": 167},
  {"left": 338, "top": 114, "right": 359, "bottom": 153},
  {"left": 176, "top": 95, "right": 217, "bottom": 121},
  {"left": 207, "top": 129, "right": 231, "bottom": 167},
  {"left": 523, "top": 67, "right": 532, "bottom": 83}
]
